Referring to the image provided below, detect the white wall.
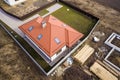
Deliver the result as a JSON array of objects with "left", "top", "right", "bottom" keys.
[
  {"left": 4, "top": 0, "right": 26, "bottom": 6},
  {"left": 51, "top": 46, "right": 67, "bottom": 61},
  {"left": 25, "top": 34, "right": 67, "bottom": 62}
]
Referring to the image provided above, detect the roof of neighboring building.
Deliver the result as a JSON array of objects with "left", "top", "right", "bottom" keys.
[{"left": 19, "top": 15, "right": 84, "bottom": 57}]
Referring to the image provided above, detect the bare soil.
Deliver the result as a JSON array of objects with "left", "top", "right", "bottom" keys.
[
  {"left": 63, "top": 65, "right": 92, "bottom": 80},
  {"left": 0, "top": 0, "right": 54, "bottom": 17},
  {"left": 93, "top": 0, "right": 120, "bottom": 12}
]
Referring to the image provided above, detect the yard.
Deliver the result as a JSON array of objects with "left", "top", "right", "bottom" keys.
[
  {"left": 0, "top": 0, "right": 54, "bottom": 18},
  {"left": 52, "top": 3, "right": 97, "bottom": 36}
]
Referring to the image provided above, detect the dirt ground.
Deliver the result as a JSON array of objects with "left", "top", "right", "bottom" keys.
[
  {"left": 0, "top": 0, "right": 120, "bottom": 80},
  {"left": 93, "top": 0, "right": 120, "bottom": 12},
  {"left": 0, "top": 0, "right": 54, "bottom": 17}
]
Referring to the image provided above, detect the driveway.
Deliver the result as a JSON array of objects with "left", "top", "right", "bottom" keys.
[{"left": 0, "top": 9, "right": 39, "bottom": 37}]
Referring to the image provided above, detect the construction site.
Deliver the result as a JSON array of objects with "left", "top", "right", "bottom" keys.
[{"left": 0, "top": 0, "right": 120, "bottom": 80}]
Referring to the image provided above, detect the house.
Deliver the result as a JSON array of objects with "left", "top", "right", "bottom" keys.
[
  {"left": 4, "top": 0, "right": 26, "bottom": 6},
  {"left": 19, "top": 15, "right": 84, "bottom": 62}
]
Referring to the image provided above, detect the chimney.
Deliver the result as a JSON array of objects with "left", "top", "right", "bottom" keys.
[{"left": 41, "top": 21, "right": 46, "bottom": 28}]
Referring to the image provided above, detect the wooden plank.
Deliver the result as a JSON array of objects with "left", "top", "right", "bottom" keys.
[
  {"left": 90, "top": 62, "right": 118, "bottom": 80},
  {"left": 74, "top": 45, "right": 89, "bottom": 58},
  {"left": 80, "top": 48, "right": 94, "bottom": 64},
  {"left": 74, "top": 44, "right": 94, "bottom": 64},
  {"left": 75, "top": 45, "right": 89, "bottom": 57}
]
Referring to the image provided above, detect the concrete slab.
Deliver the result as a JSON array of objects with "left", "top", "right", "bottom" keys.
[
  {"left": 42, "top": 3, "right": 63, "bottom": 17},
  {"left": 47, "top": 3, "right": 63, "bottom": 12}
]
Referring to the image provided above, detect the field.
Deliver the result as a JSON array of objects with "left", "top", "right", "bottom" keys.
[{"left": 52, "top": 3, "right": 97, "bottom": 36}]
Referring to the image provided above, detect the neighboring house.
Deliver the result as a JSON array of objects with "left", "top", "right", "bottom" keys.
[
  {"left": 19, "top": 15, "right": 84, "bottom": 62},
  {"left": 4, "top": 0, "right": 26, "bottom": 6}
]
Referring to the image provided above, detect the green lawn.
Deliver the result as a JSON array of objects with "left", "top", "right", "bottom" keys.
[
  {"left": 38, "top": 9, "right": 49, "bottom": 16},
  {"left": 52, "top": 3, "right": 96, "bottom": 36},
  {"left": 0, "top": 20, "right": 51, "bottom": 72}
]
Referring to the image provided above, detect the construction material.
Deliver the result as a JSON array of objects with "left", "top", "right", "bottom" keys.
[{"left": 74, "top": 44, "right": 94, "bottom": 64}]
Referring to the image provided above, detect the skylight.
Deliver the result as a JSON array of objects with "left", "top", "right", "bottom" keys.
[
  {"left": 55, "top": 38, "right": 61, "bottom": 44},
  {"left": 37, "top": 34, "right": 42, "bottom": 40},
  {"left": 28, "top": 26, "right": 34, "bottom": 31}
]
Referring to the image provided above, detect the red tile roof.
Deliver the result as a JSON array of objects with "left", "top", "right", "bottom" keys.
[{"left": 19, "top": 15, "right": 84, "bottom": 57}]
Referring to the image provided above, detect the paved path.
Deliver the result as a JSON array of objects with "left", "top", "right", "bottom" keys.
[
  {"left": 0, "top": 9, "right": 39, "bottom": 37},
  {"left": 0, "top": 3, "right": 63, "bottom": 37},
  {"left": 42, "top": 3, "right": 63, "bottom": 17}
]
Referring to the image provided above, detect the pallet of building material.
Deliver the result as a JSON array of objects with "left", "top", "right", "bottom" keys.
[
  {"left": 90, "top": 61, "right": 118, "bottom": 80},
  {"left": 74, "top": 44, "right": 94, "bottom": 65}
]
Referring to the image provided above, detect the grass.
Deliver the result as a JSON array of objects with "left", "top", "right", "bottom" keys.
[
  {"left": 38, "top": 9, "right": 49, "bottom": 16},
  {"left": 0, "top": 20, "right": 52, "bottom": 72},
  {"left": 52, "top": 3, "right": 97, "bottom": 36}
]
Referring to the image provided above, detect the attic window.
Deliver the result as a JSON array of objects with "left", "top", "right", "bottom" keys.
[
  {"left": 54, "top": 38, "right": 60, "bottom": 44},
  {"left": 37, "top": 34, "right": 42, "bottom": 40},
  {"left": 28, "top": 26, "right": 34, "bottom": 32}
]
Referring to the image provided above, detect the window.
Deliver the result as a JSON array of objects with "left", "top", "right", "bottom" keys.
[
  {"left": 28, "top": 26, "right": 34, "bottom": 32},
  {"left": 15, "top": 0, "right": 19, "bottom": 1},
  {"left": 56, "top": 49, "right": 62, "bottom": 54},
  {"left": 54, "top": 38, "right": 60, "bottom": 44},
  {"left": 37, "top": 34, "right": 42, "bottom": 40}
]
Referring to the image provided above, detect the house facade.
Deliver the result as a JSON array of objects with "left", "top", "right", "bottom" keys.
[
  {"left": 4, "top": 0, "right": 26, "bottom": 6},
  {"left": 19, "top": 15, "right": 84, "bottom": 62}
]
